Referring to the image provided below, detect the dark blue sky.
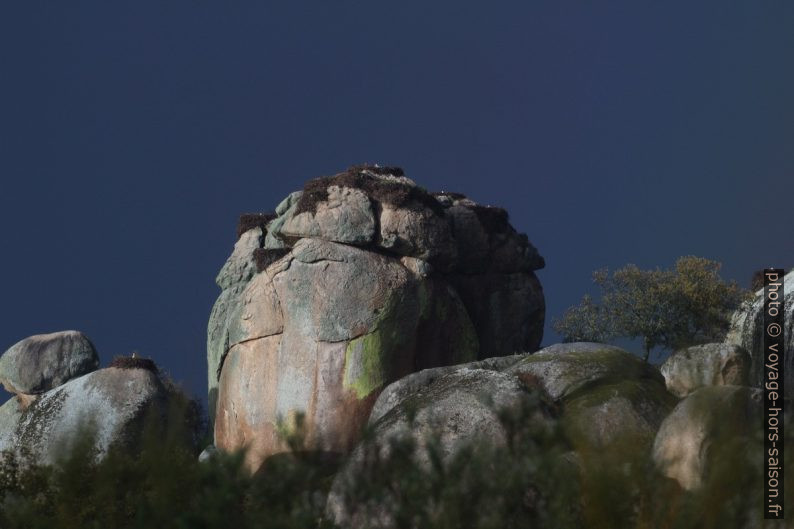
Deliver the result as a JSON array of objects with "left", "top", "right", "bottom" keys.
[{"left": 1, "top": 2, "right": 792, "bottom": 403}]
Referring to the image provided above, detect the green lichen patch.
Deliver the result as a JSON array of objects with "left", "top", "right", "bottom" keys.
[
  {"left": 342, "top": 287, "right": 420, "bottom": 400},
  {"left": 343, "top": 332, "right": 389, "bottom": 400}
]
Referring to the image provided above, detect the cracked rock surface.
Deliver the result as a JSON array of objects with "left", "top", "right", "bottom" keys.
[{"left": 208, "top": 165, "right": 546, "bottom": 471}]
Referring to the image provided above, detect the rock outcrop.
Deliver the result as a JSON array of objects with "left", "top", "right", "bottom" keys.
[
  {"left": 725, "top": 269, "right": 793, "bottom": 397},
  {"left": 660, "top": 343, "right": 752, "bottom": 398},
  {"left": 0, "top": 366, "right": 169, "bottom": 464},
  {"left": 327, "top": 342, "right": 677, "bottom": 528},
  {"left": 0, "top": 332, "right": 190, "bottom": 465},
  {"left": 208, "top": 166, "right": 546, "bottom": 471},
  {"left": 507, "top": 343, "right": 677, "bottom": 452},
  {"left": 326, "top": 367, "right": 559, "bottom": 528},
  {"left": 363, "top": 342, "right": 676, "bottom": 456},
  {"left": 0, "top": 331, "right": 99, "bottom": 394}
]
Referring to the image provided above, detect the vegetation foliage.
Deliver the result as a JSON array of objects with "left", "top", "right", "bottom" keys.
[
  {"left": 109, "top": 355, "right": 159, "bottom": 373},
  {"left": 552, "top": 256, "right": 752, "bottom": 361},
  {"left": 0, "top": 386, "right": 788, "bottom": 529}
]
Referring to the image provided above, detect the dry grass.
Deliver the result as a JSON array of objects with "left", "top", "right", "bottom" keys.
[
  {"left": 293, "top": 165, "right": 445, "bottom": 217},
  {"left": 109, "top": 355, "right": 158, "bottom": 373}
]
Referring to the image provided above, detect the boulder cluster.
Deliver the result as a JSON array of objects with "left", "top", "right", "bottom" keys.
[
  {"left": 207, "top": 168, "right": 788, "bottom": 521},
  {"left": 0, "top": 331, "right": 172, "bottom": 464},
  {"left": 208, "top": 166, "right": 546, "bottom": 470},
  {"left": 0, "top": 166, "right": 784, "bottom": 526},
  {"left": 327, "top": 342, "right": 677, "bottom": 527}
]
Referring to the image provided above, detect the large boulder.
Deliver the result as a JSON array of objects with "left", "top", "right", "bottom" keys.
[
  {"left": 262, "top": 166, "right": 546, "bottom": 356},
  {"left": 280, "top": 185, "right": 376, "bottom": 246},
  {"left": 725, "top": 269, "right": 793, "bottom": 397},
  {"left": 367, "top": 342, "right": 674, "bottom": 457},
  {"left": 505, "top": 343, "right": 677, "bottom": 453},
  {"left": 368, "top": 354, "right": 525, "bottom": 424},
  {"left": 215, "top": 238, "right": 479, "bottom": 471},
  {"left": 0, "top": 366, "right": 169, "bottom": 465},
  {"left": 660, "top": 343, "right": 752, "bottom": 398},
  {"left": 652, "top": 386, "right": 763, "bottom": 491},
  {"left": 327, "top": 342, "right": 675, "bottom": 528},
  {"left": 209, "top": 166, "right": 546, "bottom": 471},
  {"left": 326, "top": 367, "right": 559, "bottom": 528},
  {"left": 0, "top": 331, "right": 99, "bottom": 395},
  {"left": 505, "top": 342, "right": 661, "bottom": 400}
]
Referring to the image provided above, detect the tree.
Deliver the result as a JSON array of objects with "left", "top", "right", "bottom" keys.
[{"left": 553, "top": 256, "right": 752, "bottom": 361}]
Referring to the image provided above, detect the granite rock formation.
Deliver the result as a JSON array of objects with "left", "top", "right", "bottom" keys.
[
  {"left": 208, "top": 166, "right": 546, "bottom": 471},
  {"left": 327, "top": 342, "right": 677, "bottom": 528},
  {"left": 0, "top": 332, "right": 174, "bottom": 464}
]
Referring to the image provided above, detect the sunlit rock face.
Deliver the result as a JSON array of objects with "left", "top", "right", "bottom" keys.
[
  {"left": 208, "top": 165, "right": 546, "bottom": 471},
  {"left": 652, "top": 386, "right": 763, "bottom": 491},
  {"left": 0, "top": 366, "right": 169, "bottom": 465},
  {"left": 725, "top": 269, "right": 793, "bottom": 397},
  {"left": 660, "top": 343, "right": 752, "bottom": 398}
]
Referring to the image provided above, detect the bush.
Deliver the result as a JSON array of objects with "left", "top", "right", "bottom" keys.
[
  {"left": 237, "top": 213, "right": 276, "bottom": 240},
  {"left": 0, "top": 390, "right": 789, "bottom": 528},
  {"left": 109, "top": 355, "right": 158, "bottom": 373}
]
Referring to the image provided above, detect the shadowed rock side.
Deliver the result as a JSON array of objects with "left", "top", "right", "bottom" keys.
[
  {"left": 208, "top": 166, "right": 546, "bottom": 471},
  {"left": 725, "top": 269, "right": 793, "bottom": 398}
]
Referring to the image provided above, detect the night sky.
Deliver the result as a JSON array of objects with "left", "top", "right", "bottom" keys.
[{"left": 1, "top": 2, "right": 792, "bottom": 403}]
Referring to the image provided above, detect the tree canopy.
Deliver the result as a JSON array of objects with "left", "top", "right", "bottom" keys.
[{"left": 553, "top": 256, "right": 751, "bottom": 361}]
